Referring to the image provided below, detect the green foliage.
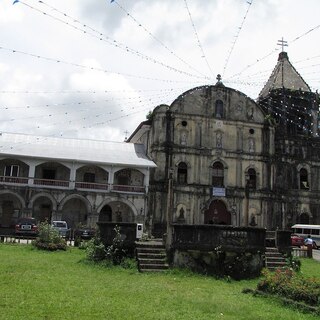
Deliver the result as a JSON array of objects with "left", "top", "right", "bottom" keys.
[
  {"left": 105, "top": 225, "right": 127, "bottom": 265},
  {"left": 33, "top": 221, "right": 66, "bottom": 251},
  {"left": 85, "top": 236, "right": 106, "bottom": 262},
  {"left": 257, "top": 268, "right": 320, "bottom": 307},
  {"left": 120, "top": 258, "right": 138, "bottom": 269},
  {"left": 86, "top": 226, "right": 128, "bottom": 265},
  {"left": 139, "top": 232, "right": 154, "bottom": 241},
  {"left": 286, "top": 255, "right": 302, "bottom": 272}
]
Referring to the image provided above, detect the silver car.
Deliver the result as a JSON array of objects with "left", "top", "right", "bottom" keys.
[{"left": 52, "top": 221, "right": 69, "bottom": 237}]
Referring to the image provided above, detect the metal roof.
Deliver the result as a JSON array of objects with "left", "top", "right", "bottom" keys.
[{"left": 0, "top": 132, "right": 156, "bottom": 168}]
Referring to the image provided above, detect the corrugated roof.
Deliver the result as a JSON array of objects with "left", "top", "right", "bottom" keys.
[
  {"left": 259, "top": 52, "right": 311, "bottom": 99},
  {"left": 0, "top": 132, "right": 156, "bottom": 168}
]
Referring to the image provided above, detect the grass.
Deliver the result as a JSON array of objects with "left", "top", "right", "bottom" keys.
[{"left": 0, "top": 244, "right": 319, "bottom": 320}]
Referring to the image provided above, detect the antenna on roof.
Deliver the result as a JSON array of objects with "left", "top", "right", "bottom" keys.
[{"left": 277, "top": 37, "right": 288, "bottom": 52}]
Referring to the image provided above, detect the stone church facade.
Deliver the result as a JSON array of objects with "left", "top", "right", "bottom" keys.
[{"left": 128, "top": 51, "right": 320, "bottom": 236}]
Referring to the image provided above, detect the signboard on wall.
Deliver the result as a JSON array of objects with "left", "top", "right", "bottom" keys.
[{"left": 212, "top": 187, "right": 226, "bottom": 197}]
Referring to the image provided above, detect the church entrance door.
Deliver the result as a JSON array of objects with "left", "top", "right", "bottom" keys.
[{"left": 204, "top": 200, "right": 231, "bottom": 225}]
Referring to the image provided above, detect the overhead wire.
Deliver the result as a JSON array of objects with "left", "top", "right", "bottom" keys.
[
  {"left": 1, "top": 90, "right": 318, "bottom": 154},
  {"left": 15, "top": 0, "right": 208, "bottom": 81},
  {"left": 226, "top": 21, "right": 320, "bottom": 82},
  {"left": 0, "top": 89, "right": 182, "bottom": 111},
  {"left": 105, "top": 0, "right": 209, "bottom": 79},
  {"left": 0, "top": 88, "right": 181, "bottom": 128},
  {"left": 222, "top": 0, "right": 254, "bottom": 77},
  {"left": 0, "top": 86, "right": 192, "bottom": 95},
  {"left": 183, "top": 0, "right": 215, "bottom": 79},
  {"left": 0, "top": 45, "right": 204, "bottom": 85}
]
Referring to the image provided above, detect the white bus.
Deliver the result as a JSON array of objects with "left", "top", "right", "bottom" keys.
[{"left": 291, "top": 224, "right": 320, "bottom": 249}]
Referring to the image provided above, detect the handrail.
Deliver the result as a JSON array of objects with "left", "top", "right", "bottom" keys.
[
  {"left": 0, "top": 176, "right": 145, "bottom": 193},
  {"left": 75, "top": 181, "right": 109, "bottom": 191}
]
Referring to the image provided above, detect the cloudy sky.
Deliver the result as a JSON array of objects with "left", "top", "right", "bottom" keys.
[{"left": 0, "top": 0, "right": 319, "bottom": 142}]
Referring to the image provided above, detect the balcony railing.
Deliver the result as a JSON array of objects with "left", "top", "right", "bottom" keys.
[
  {"left": 111, "top": 184, "right": 145, "bottom": 193},
  {"left": 0, "top": 176, "right": 145, "bottom": 194},
  {"left": 33, "top": 178, "right": 70, "bottom": 188},
  {"left": 75, "top": 182, "right": 109, "bottom": 191},
  {"left": 0, "top": 176, "right": 29, "bottom": 184}
]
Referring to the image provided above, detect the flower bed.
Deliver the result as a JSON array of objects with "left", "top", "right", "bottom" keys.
[{"left": 253, "top": 268, "right": 320, "bottom": 313}]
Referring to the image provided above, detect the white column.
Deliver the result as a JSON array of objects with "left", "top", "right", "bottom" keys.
[
  {"left": 70, "top": 164, "right": 76, "bottom": 189},
  {"left": 28, "top": 163, "right": 36, "bottom": 186},
  {"left": 144, "top": 167, "right": 150, "bottom": 193}
]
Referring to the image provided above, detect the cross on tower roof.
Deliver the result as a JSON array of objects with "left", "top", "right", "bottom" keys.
[{"left": 277, "top": 37, "right": 288, "bottom": 52}]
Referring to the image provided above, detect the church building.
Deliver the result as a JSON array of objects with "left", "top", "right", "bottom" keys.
[{"left": 128, "top": 51, "right": 320, "bottom": 236}]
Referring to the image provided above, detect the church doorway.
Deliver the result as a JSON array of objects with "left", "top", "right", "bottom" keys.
[
  {"left": 99, "top": 205, "right": 112, "bottom": 222},
  {"left": 204, "top": 199, "right": 231, "bottom": 225}
]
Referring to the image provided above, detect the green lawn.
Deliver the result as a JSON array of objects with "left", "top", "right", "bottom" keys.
[{"left": 0, "top": 244, "right": 319, "bottom": 320}]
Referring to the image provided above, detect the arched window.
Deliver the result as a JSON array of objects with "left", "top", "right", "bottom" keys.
[
  {"left": 300, "top": 168, "right": 309, "bottom": 189},
  {"left": 215, "top": 100, "right": 224, "bottom": 118},
  {"left": 212, "top": 162, "right": 224, "bottom": 187},
  {"left": 177, "top": 162, "right": 188, "bottom": 184},
  {"left": 247, "top": 168, "right": 256, "bottom": 189}
]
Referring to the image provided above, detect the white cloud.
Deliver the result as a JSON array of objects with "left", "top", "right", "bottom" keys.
[{"left": 0, "top": 0, "right": 319, "bottom": 142}]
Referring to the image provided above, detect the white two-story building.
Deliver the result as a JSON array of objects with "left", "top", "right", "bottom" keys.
[{"left": 0, "top": 132, "right": 156, "bottom": 231}]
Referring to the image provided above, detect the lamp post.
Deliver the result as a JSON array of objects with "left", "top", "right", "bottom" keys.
[
  {"left": 166, "top": 167, "right": 174, "bottom": 250},
  {"left": 244, "top": 174, "right": 250, "bottom": 226}
]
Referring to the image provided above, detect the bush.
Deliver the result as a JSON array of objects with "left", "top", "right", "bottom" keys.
[
  {"left": 33, "top": 221, "right": 67, "bottom": 251},
  {"left": 286, "top": 255, "right": 301, "bottom": 272},
  {"left": 257, "top": 268, "right": 320, "bottom": 307},
  {"left": 86, "top": 236, "right": 106, "bottom": 262},
  {"left": 85, "top": 226, "right": 129, "bottom": 266},
  {"left": 120, "top": 258, "right": 138, "bottom": 269},
  {"left": 105, "top": 225, "right": 127, "bottom": 265}
]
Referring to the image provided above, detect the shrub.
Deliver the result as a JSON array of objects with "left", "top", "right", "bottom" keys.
[
  {"left": 33, "top": 221, "right": 67, "bottom": 251},
  {"left": 120, "top": 258, "right": 138, "bottom": 269},
  {"left": 86, "top": 236, "right": 106, "bottom": 262},
  {"left": 105, "top": 225, "right": 127, "bottom": 265},
  {"left": 257, "top": 268, "right": 320, "bottom": 307},
  {"left": 286, "top": 255, "right": 301, "bottom": 272},
  {"left": 85, "top": 226, "right": 130, "bottom": 267}
]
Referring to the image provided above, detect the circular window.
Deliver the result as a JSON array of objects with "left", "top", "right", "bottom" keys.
[
  {"left": 249, "top": 128, "right": 255, "bottom": 134},
  {"left": 181, "top": 121, "right": 188, "bottom": 127}
]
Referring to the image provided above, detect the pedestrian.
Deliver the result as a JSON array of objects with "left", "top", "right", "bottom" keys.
[{"left": 304, "top": 234, "right": 313, "bottom": 258}]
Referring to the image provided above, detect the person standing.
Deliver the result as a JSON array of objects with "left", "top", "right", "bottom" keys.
[{"left": 304, "top": 235, "right": 313, "bottom": 258}]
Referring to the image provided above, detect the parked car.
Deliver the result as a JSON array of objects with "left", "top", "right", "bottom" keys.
[
  {"left": 52, "top": 221, "right": 69, "bottom": 237},
  {"left": 291, "top": 234, "right": 304, "bottom": 247},
  {"left": 67, "top": 226, "right": 96, "bottom": 246},
  {"left": 74, "top": 227, "right": 96, "bottom": 240},
  {"left": 15, "top": 217, "right": 38, "bottom": 236}
]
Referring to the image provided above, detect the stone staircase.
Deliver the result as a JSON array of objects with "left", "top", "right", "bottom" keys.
[
  {"left": 265, "top": 247, "right": 287, "bottom": 270},
  {"left": 136, "top": 239, "right": 169, "bottom": 273},
  {"left": 264, "top": 230, "right": 287, "bottom": 271}
]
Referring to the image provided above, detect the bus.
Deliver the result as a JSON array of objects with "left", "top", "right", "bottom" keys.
[{"left": 291, "top": 224, "right": 320, "bottom": 249}]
